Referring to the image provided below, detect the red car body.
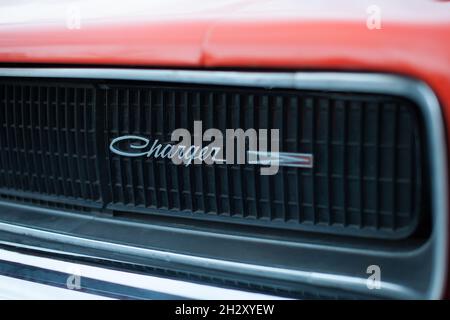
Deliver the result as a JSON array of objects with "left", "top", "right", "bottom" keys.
[{"left": 0, "top": 0, "right": 449, "bottom": 299}]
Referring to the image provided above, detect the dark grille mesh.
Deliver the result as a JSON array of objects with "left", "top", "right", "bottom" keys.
[
  {"left": 0, "top": 78, "right": 425, "bottom": 239},
  {"left": 0, "top": 82, "right": 102, "bottom": 208}
]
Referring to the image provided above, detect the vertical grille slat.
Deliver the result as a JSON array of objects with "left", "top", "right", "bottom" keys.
[
  {"left": 342, "top": 101, "right": 349, "bottom": 227},
  {"left": 309, "top": 97, "right": 316, "bottom": 225},
  {"left": 392, "top": 104, "right": 399, "bottom": 230},
  {"left": 137, "top": 89, "right": 149, "bottom": 208},
  {"left": 264, "top": 95, "right": 273, "bottom": 221},
  {"left": 74, "top": 88, "right": 87, "bottom": 200},
  {"left": 12, "top": 86, "right": 24, "bottom": 191},
  {"left": 220, "top": 93, "right": 232, "bottom": 216},
  {"left": 49, "top": 87, "right": 64, "bottom": 197},
  {"left": 358, "top": 101, "right": 364, "bottom": 229},
  {"left": 20, "top": 86, "right": 32, "bottom": 192},
  {"left": 324, "top": 98, "right": 332, "bottom": 226},
  {"left": 252, "top": 94, "right": 260, "bottom": 220},
  {"left": 373, "top": 101, "right": 381, "bottom": 230},
  {"left": 38, "top": 86, "right": 53, "bottom": 195},
  {"left": 126, "top": 88, "right": 137, "bottom": 207},
  {"left": 28, "top": 86, "right": 41, "bottom": 193}
]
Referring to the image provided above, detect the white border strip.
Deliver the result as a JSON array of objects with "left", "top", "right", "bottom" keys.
[
  {"left": 0, "top": 275, "right": 113, "bottom": 300},
  {"left": 0, "top": 248, "right": 282, "bottom": 300}
]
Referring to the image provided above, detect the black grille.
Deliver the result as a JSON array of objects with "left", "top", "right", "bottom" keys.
[
  {"left": 0, "top": 78, "right": 426, "bottom": 239},
  {"left": 0, "top": 82, "right": 102, "bottom": 209}
]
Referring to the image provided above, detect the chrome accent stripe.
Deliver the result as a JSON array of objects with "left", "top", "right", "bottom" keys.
[
  {"left": 247, "top": 151, "right": 314, "bottom": 168},
  {"left": 0, "top": 248, "right": 282, "bottom": 300},
  {"left": 0, "top": 69, "right": 447, "bottom": 299}
]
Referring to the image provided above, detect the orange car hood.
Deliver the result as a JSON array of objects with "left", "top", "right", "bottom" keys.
[{"left": 0, "top": 0, "right": 449, "bottom": 127}]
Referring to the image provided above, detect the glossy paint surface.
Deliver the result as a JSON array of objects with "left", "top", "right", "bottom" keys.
[{"left": 0, "top": 1, "right": 449, "bottom": 114}]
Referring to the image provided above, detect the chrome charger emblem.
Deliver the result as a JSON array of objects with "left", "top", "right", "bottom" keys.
[{"left": 110, "top": 121, "right": 313, "bottom": 175}]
